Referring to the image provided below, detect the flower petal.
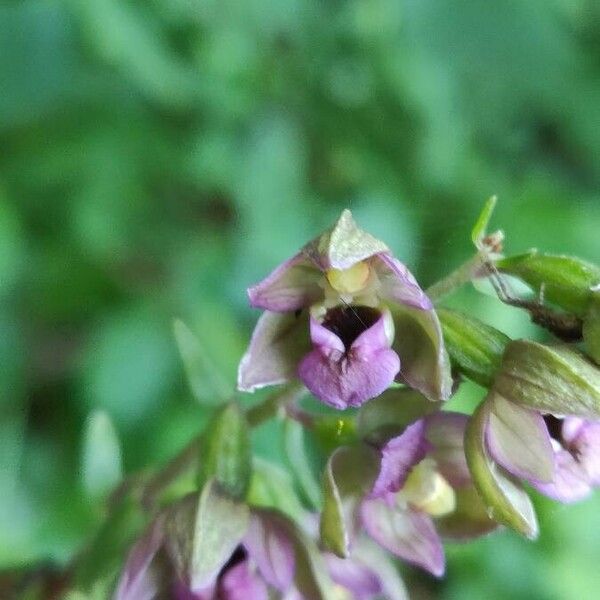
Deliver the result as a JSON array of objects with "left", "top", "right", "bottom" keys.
[
  {"left": 370, "top": 420, "right": 427, "bottom": 498},
  {"left": 424, "top": 412, "right": 471, "bottom": 488},
  {"left": 303, "top": 209, "right": 390, "bottom": 270},
  {"left": 248, "top": 253, "right": 323, "bottom": 312},
  {"left": 562, "top": 417, "right": 600, "bottom": 485},
  {"left": 360, "top": 500, "right": 444, "bottom": 577},
  {"left": 238, "top": 310, "right": 310, "bottom": 392},
  {"left": 243, "top": 510, "right": 295, "bottom": 591},
  {"left": 325, "top": 553, "right": 383, "bottom": 600},
  {"left": 298, "top": 316, "right": 400, "bottom": 409},
  {"left": 390, "top": 305, "right": 452, "bottom": 401},
  {"left": 371, "top": 254, "right": 433, "bottom": 310},
  {"left": 485, "top": 393, "right": 555, "bottom": 484},
  {"left": 529, "top": 448, "right": 592, "bottom": 503},
  {"left": 219, "top": 560, "right": 268, "bottom": 600}
]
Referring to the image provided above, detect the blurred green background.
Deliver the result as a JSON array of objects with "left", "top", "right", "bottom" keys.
[{"left": 2, "top": 0, "right": 600, "bottom": 598}]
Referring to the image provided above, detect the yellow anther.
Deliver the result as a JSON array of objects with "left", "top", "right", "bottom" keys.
[
  {"left": 326, "top": 262, "right": 370, "bottom": 295},
  {"left": 400, "top": 460, "right": 456, "bottom": 518}
]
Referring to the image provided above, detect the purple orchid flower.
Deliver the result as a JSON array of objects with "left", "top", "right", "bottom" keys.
[
  {"left": 238, "top": 209, "right": 452, "bottom": 409},
  {"left": 115, "top": 504, "right": 294, "bottom": 600},
  {"left": 485, "top": 393, "right": 600, "bottom": 503},
  {"left": 324, "top": 412, "right": 496, "bottom": 578}
]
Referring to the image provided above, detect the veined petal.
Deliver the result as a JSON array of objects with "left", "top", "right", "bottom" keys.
[
  {"left": 370, "top": 420, "right": 427, "bottom": 498},
  {"left": 219, "top": 560, "right": 268, "bottom": 600},
  {"left": 238, "top": 310, "right": 310, "bottom": 392},
  {"left": 248, "top": 253, "right": 323, "bottom": 312},
  {"left": 243, "top": 510, "right": 295, "bottom": 592},
  {"left": 372, "top": 254, "right": 433, "bottom": 310},
  {"left": 424, "top": 412, "right": 471, "bottom": 488},
  {"left": 485, "top": 393, "right": 555, "bottom": 484},
  {"left": 303, "top": 210, "right": 390, "bottom": 270},
  {"left": 390, "top": 305, "right": 452, "bottom": 401},
  {"left": 360, "top": 500, "right": 444, "bottom": 577},
  {"left": 298, "top": 314, "right": 400, "bottom": 409}
]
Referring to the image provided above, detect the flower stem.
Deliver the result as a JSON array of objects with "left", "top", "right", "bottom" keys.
[
  {"left": 426, "top": 253, "right": 486, "bottom": 303},
  {"left": 246, "top": 382, "right": 306, "bottom": 427}
]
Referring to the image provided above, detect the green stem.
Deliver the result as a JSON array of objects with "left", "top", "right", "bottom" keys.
[
  {"left": 426, "top": 253, "right": 486, "bottom": 303},
  {"left": 246, "top": 381, "right": 306, "bottom": 427}
]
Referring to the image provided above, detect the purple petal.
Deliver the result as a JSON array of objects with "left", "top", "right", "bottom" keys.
[
  {"left": 114, "top": 515, "right": 167, "bottom": 600},
  {"left": 361, "top": 500, "right": 444, "bottom": 577},
  {"left": 243, "top": 510, "right": 295, "bottom": 591},
  {"left": 370, "top": 420, "right": 427, "bottom": 498},
  {"left": 247, "top": 253, "right": 323, "bottom": 312},
  {"left": 562, "top": 417, "right": 600, "bottom": 485},
  {"left": 390, "top": 305, "right": 452, "bottom": 402},
  {"left": 238, "top": 310, "right": 310, "bottom": 392},
  {"left": 219, "top": 560, "right": 268, "bottom": 600},
  {"left": 303, "top": 209, "right": 390, "bottom": 270},
  {"left": 371, "top": 254, "right": 433, "bottom": 310},
  {"left": 325, "top": 553, "right": 383, "bottom": 600},
  {"left": 298, "top": 315, "right": 400, "bottom": 409},
  {"left": 424, "top": 412, "right": 471, "bottom": 488},
  {"left": 530, "top": 448, "right": 592, "bottom": 503},
  {"left": 485, "top": 394, "right": 554, "bottom": 484}
]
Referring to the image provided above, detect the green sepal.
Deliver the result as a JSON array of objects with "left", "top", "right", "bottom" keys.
[
  {"left": 438, "top": 308, "right": 510, "bottom": 387},
  {"left": 198, "top": 402, "right": 251, "bottom": 499},
  {"left": 464, "top": 397, "right": 538, "bottom": 539},
  {"left": 493, "top": 339, "right": 600, "bottom": 418},
  {"left": 497, "top": 252, "right": 600, "bottom": 317},
  {"left": 583, "top": 292, "right": 600, "bottom": 365},
  {"left": 320, "top": 444, "right": 379, "bottom": 557}
]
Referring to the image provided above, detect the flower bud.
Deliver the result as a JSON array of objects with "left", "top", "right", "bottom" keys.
[
  {"left": 437, "top": 308, "right": 510, "bottom": 387},
  {"left": 492, "top": 340, "right": 600, "bottom": 418},
  {"left": 497, "top": 251, "right": 600, "bottom": 317},
  {"left": 199, "top": 403, "right": 251, "bottom": 499}
]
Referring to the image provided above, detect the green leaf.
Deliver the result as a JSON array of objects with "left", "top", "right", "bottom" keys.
[
  {"left": 464, "top": 397, "right": 538, "bottom": 539},
  {"left": 583, "top": 292, "right": 600, "bottom": 365},
  {"left": 493, "top": 340, "right": 600, "bottom": 418},
  {"left": 198, "top": 403, "right": 251, "bottom": 499},
  {"left": 283, "top": 419, "right": 322, "bottom": 508},
  {"left": 173, "top": 319, "right": 233, "bottom": 405},
  {"left": 471, "top": 195, "right": 497, "bottom": 246},
  {"left": 81, "top": 409, "right": 122, "bottom": 501},
  {"left": 320, "top": 445, "right": 379, "bottom": 557},
  {"left": 438, "top": 307, "right": 510, "bottom": 387}
]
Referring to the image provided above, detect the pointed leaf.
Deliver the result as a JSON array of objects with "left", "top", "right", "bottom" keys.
[
  {"left": 174, "top": 319, "right": 232, "bottom": 405},
  {"left": 284, "top": 419, "right": 321, "bottom": 508},
  {"left": 471, "top": 196, "right": 497, "bottom": 246},
  {"left": 81, "top": 409, "right": 122, "bottom": 501},
  {"left": 320, "top": 445, "right": 379, "bottom": 557},
  {"left": 464, "top": 397, "right": 538, "bottom": 539}
]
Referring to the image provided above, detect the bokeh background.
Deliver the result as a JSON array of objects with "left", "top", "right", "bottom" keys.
[{"left": 2, "top": 0, "right": 600, "bottom": 598}]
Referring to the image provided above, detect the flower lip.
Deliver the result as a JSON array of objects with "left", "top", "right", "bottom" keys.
[{"left": 321, "top": 305, "right": 381, "bottom": 351}]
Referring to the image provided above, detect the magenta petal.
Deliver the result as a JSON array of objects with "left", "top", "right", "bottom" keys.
[
  {"left": 372, "top": 254, "right": 433, "bottom": 310},
  {"left": 219, "top": 560, "right": 268, "bottom": 600},
  {"left": 325, "top": 553, "right": 383, "bottom": 600},
  {"left": 563, "top": 417, "right": 600, "bottom": 485},
  {"left": 361, "top": 500, "right": 444, "bottom": 577},
  {"left": 370, "top": 420, "right": 427, "bottom": 498},
  {"left": 247, "top": 253, "right": 323, "bottom": 312},
  {"left": 243, "top": 511, "right": 295, "bottom": 591},
  {"left": 298, "top": 316, "right": 400, "bottom": 409},
  {"left": 238, "top": 310, "right": 310, "bottom": 392},
  {"left": 530, "top": 448, "right": 592, "bottom": 503}
]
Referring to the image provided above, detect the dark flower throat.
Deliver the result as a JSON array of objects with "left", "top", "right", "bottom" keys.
[{"left": 322, "top": 305, "right": 380, "bottom": 349}]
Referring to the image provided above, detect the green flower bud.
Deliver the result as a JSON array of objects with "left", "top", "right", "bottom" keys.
[
  {"left": 492, "top": 339, "right": 600, "bottom": 418},
  {"left": 198, "top": 402, "right": 251, "bottom": 499},
  {"left": 497, "top": 251, "right": 600, "bottom": 317},
  {"left": 583, "top": 290, "right": 600, "bottom": 365},
  {"left": 438, "top": 308, "right": 511, "bottom": 388}
]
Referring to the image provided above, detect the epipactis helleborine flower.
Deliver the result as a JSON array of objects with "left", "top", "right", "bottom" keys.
[
  {"left": 485, "top": 392, "right": 600, "bottom": 503},
  {"left": 238, "top": 209, "right": 452, "bottom": 409}
]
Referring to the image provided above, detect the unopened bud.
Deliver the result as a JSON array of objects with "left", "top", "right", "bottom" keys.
[
  {"left": 493, "top": 339, "right": 600, "bottom": 418},
  {"left": 583, "top": 291, "right": 600, "bottom": 365},
  {"left": 437, "top": 308, "right": 510, "bottom": 387},
  {"left": 497, "top": 251, "right": 600, "bottom": 317}
]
